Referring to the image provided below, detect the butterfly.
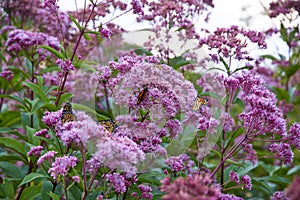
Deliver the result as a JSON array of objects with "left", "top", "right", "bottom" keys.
[
  {"left": 61, "top": 102, "right": 76, "bottom": 125},
  {"left": 137, "top": 87, "right": 148, "bottom": 105},
  {"left": 192, "top": 96, "right": 208, "bottom": 111},
  {"left": 99, "top": 119, "right": 118, "bottom": 133}
]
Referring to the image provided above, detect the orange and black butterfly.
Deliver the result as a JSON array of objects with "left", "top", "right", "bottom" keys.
[
  {"left": 137, "top": 87, "right": 148, "bottom": 105},
  {"left": 192, "top": 96, "right": 208, "bottom": 111},
  {"left": 99, "top": 119, "right": 118, "bottom": 133},
  {"left": 61, "top": 102, "right": 76, "bottom": 125}
]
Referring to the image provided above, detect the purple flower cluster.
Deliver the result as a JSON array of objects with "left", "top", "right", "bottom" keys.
[
  {"left": 100, "top": 27, "right": 113, "bottom": 39},
  {"left": 42, "top": 110, "right": 62, "bottom": 127},
  {"left": 199, "top": 25, "right": 266, "bottom": 63},
  {"left": 165, "top": 154, "right": 194, "bottom": 173},
  {"left": 270, "top": 191, "right": 289, "bottom": 200},
  {"left": 0, "top": 66, "right": 14, "bottom": 81},
  {"left": 27, "top": 146, "right": 43, "bottom": 157},
  {"left": 269, "top": 142, "right": 294, "bottom": 165},
  {"left": 242, "top": 144, "right": 258, "bottom": 165},
  {"left": 37, "top": 150, "right": 57, "bottom": 165},
  {"left": 268, "top": 0, "right": 300, "bottom": 18},
  {"left": 228, "top": 171, "right": 252, "bottom": 191},
  {"left": 34, "top": 129, "right": 50, "bottom": 138},
  {"left": 229, "top": 171, "right": 239, "bottom": 184},
  {"left": 219, "top": 194, "right": 244, "bottom": 200},
  {"left": 160, "top": 173, "right": 221, "bottom": 199},
  {"left": 286, "top": 123, "right": 300, "bottom": 150},
  {"left": 5, "top": 29, "right": 60, "bottom": 60},
  {"left": 138, "top": 184, "right": 153, "bottom": 199},
  {"left": 44, "top": 0, "right": 58, "bottom": 12},
  {"left": 48, "top": 156, "right": 78, "bottom": 180},
  {"left": 285, "top": 175, "right": 300, "bottom": 199},
  {"left": 106, "top": 173, "right": 126, "bottom": 193},
  {"left": 56, "top": 59, "right": 75, "bottom": 72},
  {"left": 131, "top": 0, "right": 144, "bottom": 15},
  {"left": 241, "top": 175, "right": 252, "bottom": 190}
]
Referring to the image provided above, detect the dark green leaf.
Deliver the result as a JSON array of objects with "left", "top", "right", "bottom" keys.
[
  {"left": 233, "top": 97, "right": 244, "bottom": 110},
  {"left": 19, "top": 185, "right": 41, "bottom": 200},
  {"left": 271, "top": 86, "right": 290, "bottom": 101},
  {"left": 24, "top": 82, "right": 49, "bottom": 103},
  {"left": 48, "top": 191, "right": 60, "bottom": 200},
  {"left": 69, "top": 14, "right": 83, "bottom": 31},
  {"left": 0, "top": 162, "right": 24, "bottom": 179},
  {"left": 260, "top": 54, "right": 277, "bottom": 61},
  {"left": 18, "top": 173, "right": 48, "bottom": 187},
  {"left": 0, "top": 138, "right": 27, "bottom": 158},
  {"left": 39, "top": 45, "right": 65, "bottom": 59},
  {"left": 134, "top": 48, "right": 153, "bottom": 56},
  {"left": 26, "top": 126, "right": 39, "bottom": 146},
  {"left": 280, "top": 23, "right": 288, "bottom": 43},
  {"left": 41, "top": 181, "right": 53, "bottom": 200}
]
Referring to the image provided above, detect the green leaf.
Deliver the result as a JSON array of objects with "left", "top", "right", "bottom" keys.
[
  {"left": 0, "top": 181, "right": 15, "bottom": 198},
  {"left": 254, "top": 175, "right": 290, "bottom": 184},
  {"left": 48, "top": 191, "right": 60, "bottom": 200},
  {"left": 19, "top": 185, "right": 41, "bottom": 200},
  {"left": 233, "top": 97, "right": 244, "bottom": 110},
  {"left": 39, "top": 45, "right": 65, "bottom": 59},
  {"left": 18, "top": 173, "right": 48, "bottom": 187},
  {"left": 260, "top": 54, "right": 277, "bottom": 61},
  {"left": 271, "top": 86, "right": 290, "bottom": 101},
  {"left": 0, "top": 110, "right": 21, "bottom": 127},
  {"left": 0, "top": 162, "right": 24, "bottom": 179},
  {"left": 287, "top": 165, "right": 300, "bottom": 175},
  {"left": 219, "top": 56, "right": 229, "bottom": 73},
  {"left": 57, "top": 93, "right": 74, "bottom": 107},
  {"left": 41, "top": 181, "right": 53, "bottom": 200},
  {"left": 69, "top": 14, "right": 83, "bottom": 31},
  {"left": 285, "top": 64, "right": 300, "bottom": 78},
  {"left": 24, "top": 58, "right": 33, "bottom": 76},
  {"left": 24, "top": 82, "right": 49, "bottom": 103},
  {"left": 206, "top": 67, "right": 226, "bottom": 73},
  {"left": 280, "top": 23, "right": 288, "bottom": 43},
  {"left": 26, "top": 126, "right": 39, "bottom": 145},
  {"left": 0, "top": 138, "right": 27, "bottom": 158},
  {"left": 43, "top": 103, "right": 58, "bottom": 111},
  {"left": 134, "top": 48, "right": 153, "bottom": 56},
  {"left": 232, "top": 65, "right": 253, "bottom": 74}
]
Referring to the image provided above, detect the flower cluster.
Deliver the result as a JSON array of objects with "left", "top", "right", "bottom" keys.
[
  {"left": 199, "top": 25, "right": 266, "bottom": 64},
  {"left": 268, "top": 0, "right": 300, "bottom": 18},
  {"left": 48, "top": 156, "right": 78, "bottom": 180},
  {"left": 56, "top": 59, "right": 75, "bottom": 72},
  {"left": 27, "top": 146, "right": 43, "bottom": 157},
  {"left": 137, "top": 184, "right": 153, "bottom": 199},
  {"left": 5, "top": 29, "right": 60, "bottom": 59},
  {"left": 160, "top": 173, "right": 221, "bottom": 199},
  {"left": 165, "top": 154, "right": 194, "bottom": 173},
  {"left": 286, "top": 123, "right": 300, "bottom": 150},
  {"left": 106, "top": 173, "right": 126, "bottom": 193},
  {"left": 228, "top": 171, "right": 252, "bottom": 191}
]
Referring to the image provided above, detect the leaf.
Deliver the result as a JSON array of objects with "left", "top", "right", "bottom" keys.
[
  {"left": 41, "top": 181, "right": 53, "bottom": 200},
  {"left": 233, "top": 97, "right": 244, "bottom": 110},
  {"left": 254, "top": 176, "right": 290, "bottom": 184},
  {"left": 285, "top": 64, "right": 300, "bottom": 78},
  {"left": 280, "top": 23, "right": 288, "bottom": 43},
  {"left": 18, "top": 173, "right": 48, "bottom": 187},
  {"left": 19, "top": 185, "right": 41, "bottom": 200},
  {"left": 48, "top": 191, "right": 60, "bottom": 200},
  {"left": 24, "top": 58, "right": 33, "bottom": 75},
  {"left": 271, "top": 86, "right": 290, "bottom": 101},
  {"left": 43, "top": 103, "right": 58, "bottom": 111},
  {"left": 260, "top": 54, "right": 277, "bottom": 61},
  {"left": 0, "top": 162, "right": 24, "bottom": 179},
  {"left": 232, "top": 65, "right": 253, "bottom": 74},
  {"left": 0, "top": 138, "right": 27, "bottom": 158},
  {"left": 23, "top": 82, "right": 49, "bottom": 103},
  {"left": 0, "top": 110, "right": 21, "bottom": 127},
  {"left": 287, "top": 165, "right": 300, "bottom": 175},
  {"left": 26, "top": 126, "right": 39, "bottom": 145},
  {"left": 39, "top": 45, "right": 65, "bottom": 59},
  {"left": 134, "top": 48, "right": 153, "bottom": 56},
  {"left": 69, "top": 14, "right": 83, "bottom": 31},
  {"left": 219, "top": 56, "right": 229, "bottom": 73},
  {"left": 57, "top": 93, "right": 74, "bottom": 107},
  {"left": 206, "top": 67, "right": 226, "bottom": 73}
]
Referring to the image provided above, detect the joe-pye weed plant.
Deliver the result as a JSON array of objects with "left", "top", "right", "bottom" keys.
[{"left": 0, "top": 0, "right": 300, "bottom": 199}]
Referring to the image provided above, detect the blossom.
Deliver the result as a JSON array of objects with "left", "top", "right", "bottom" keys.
[
  {"left": 34, "top": 129, "right": 50, "bottom": 138},
  {"left": 165, "top": 154, "right": 194, "bottom": 173},
  {"left": 5, "top": 29, "right": 60, "bottom": 59},
  {"left": 269, "top": 143, "right": 294, "bottom": 165},
  {"left": 285, "top": 176, "right": 300, "bottom": 200},
  {"left": 286, "top": 123, "right": 300, "bottom": 150},
  {"left": 90, "top": 135, "right": 145, "bottom": 174},
  {"left": 42, "top": 110, "right": 62, "bottom": 127},
  {"left": 219, "top": 194, "right": 244, "bottom": 200},
  {"left": 199, "top": 26, "right": 266, "bottom": 63},
  {"left": 56, "top": 59, "right": 75, "bottom": 72},
  {"left": 270, "top": 191, "right": 289, "bottom": 200},
  {"left": 138, "top": 184, "right": 153, "bottom": 199},
  {"left": 72, "top": 176, "right": 80, "bottom": 183},
  {"left": 160, "top": 174, "right": 221, "bottom": 199},
  {"left": 100, "top": 27, "right": 112, "bottom": 39},
  {"left": 48, "top": 156, "right": 78, "bottom": 180},
  {"left": 242, "top": 144, "right": 258, "bottom": 165},
  {"left": 0, "top": 66, "right": 13, "bottom": 81},
  {"left": 241, "top": 175, "right": 252, "bottom": 190},
  {"left": 44, "top": 0, "right": 59, "bottom": 12},
  {"left": 28, "top": 146, "right": 43, "bottom": 157},
  {"left": 229, "top": 171, "right": 239, "bottom": 184},
  {"left": 268, "top": 0, "right": 300, "bottom": 18},
  {"left": 37, "top": 150, "right": 57, "bottom": 165},
  {"left": 131, "top": 0, "right": 143, "bottom": 15},
  {"left": 106, "top": 173, "right": 126, "bottom": 193}
]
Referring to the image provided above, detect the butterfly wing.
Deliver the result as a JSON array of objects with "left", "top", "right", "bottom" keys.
[
  {"left": 61, "top": 102, "right": 76, "bottom": 124},
  {"left": 99, "top": 119, "right": 118, "bottom": 133},
  {"left": 137, "top": 87, "right": 148, "bottom": 105},
  {"left": 192, "top": 96, "right": 208, "bottom": 110}
]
